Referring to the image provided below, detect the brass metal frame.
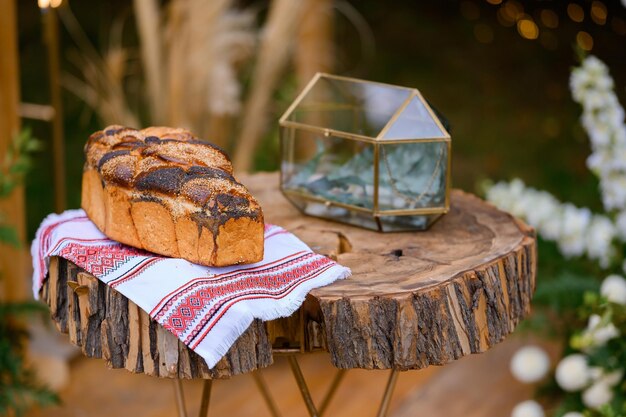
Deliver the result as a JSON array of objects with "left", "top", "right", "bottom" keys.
[{"left": 278, "top": 73, "right": 452, "bottom": 224}]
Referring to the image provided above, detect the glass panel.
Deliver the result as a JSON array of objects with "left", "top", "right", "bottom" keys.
[
  {"left": 282, "top": 189, "right": 443, "bottom": 231},
  {"left": 280, "top": 126, "right": 375, "bottom": 210},
  {"left": 377, "top": 141, "right": 448, "bottom": 211},
  {"left": 287, "top": 76, "right": 412, "bottom": 138},
  {"left": 381, "top": 96, "right": 446, "bottom": 140},
  {"left": 284, "top": 193, "right": 382, "bottom": 231}
]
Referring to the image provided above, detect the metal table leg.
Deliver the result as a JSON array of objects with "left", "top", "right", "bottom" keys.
[
  {"left": 376, "top": 370, "right": 399, "bottom": 417},
  {"left": 253, "top": 371, "right": 282, "bottom": 417},
  {"left": 318, "top": 368, "right": 347, "bottom": 416},
  {"left": 288, "top": 355, "right": 319, "bottom": 417},
  {"left": 173, "top": 379, "right": 188, "bottom": 417},
  {"left": 198, "top": 380, "right": 213, "bottom": 417},
  {"left": 173, "top": 379, "right": 213, "bottom": 417},
  {"left": 173, "top": 358, "right": 400, "bottom": 417}
]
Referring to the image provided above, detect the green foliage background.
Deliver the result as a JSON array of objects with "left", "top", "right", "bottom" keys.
[{"left": 0, "top": 130, "right": 59, "bottom": 416}]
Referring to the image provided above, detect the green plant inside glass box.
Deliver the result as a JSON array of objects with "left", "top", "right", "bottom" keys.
[{"left": 279, "top": 73, "right": 451, "bottom": 232}]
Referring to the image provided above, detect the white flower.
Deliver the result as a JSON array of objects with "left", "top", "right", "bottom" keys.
[
  {"left": 571, "top": 56, "right": 626, "bottom": 214},
  {"left": 511, "top": 400, "right": 545, "bottom": 417},
  {"left": 555, "top": 354, "right": 590, "bottom": 392},
  {"left": 485, "top": 182, "right": 514, "bottom": 211},
  {"left": 558, "top": 204, "right": 591, "bottom": 257},
  {"left": 562, "top": 413, "right": 584, "bottom": 417},
  {"left": 585, "top": 216, "right": 616, "bottom": 267},
  {"left": 601, "top": 274, "right": 626, "bottom": 304},
  {"left": 526, "top": 194, "right": 561, "bottom": 239},
  {"left": 586, "top": 120, "right": 612, "bottom": 147},
  {"left": 540, "top": 218, "right": 562, "bottom": 242},
  {"left": 581, "top": 314, "right": 620, "bottom": 348},
  {"left": 616, "top": 212, "right": 626, "bottom": 241},
  {"left": 582, "top": 90, "right": 614, "bottom": 112},
  {"left": 602, "top": 175, "right": 626, "bottom": 210},
  {"left": 596, "top": 369, "right": 624, "bottom": 386},
  {"left": 510, "top": 346, "right": 550, "bottom": 383},
  {"left": 583, "top": 55, "right": 608, "bottom": 75},
  {"left": 582, "top": 380, "right": 614, "bottom": 409},
  {"left": 485, "top": 180, "right": 616, "bottom": 266}
]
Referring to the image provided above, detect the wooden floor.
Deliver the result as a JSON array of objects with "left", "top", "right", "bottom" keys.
[{"left": 26, "top": 337, "right": 545, "bottom": 417}]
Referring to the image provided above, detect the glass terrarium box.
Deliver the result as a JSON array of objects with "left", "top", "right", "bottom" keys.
[{"left": 279, "top": 73, "right": 451, "bottom": 232}]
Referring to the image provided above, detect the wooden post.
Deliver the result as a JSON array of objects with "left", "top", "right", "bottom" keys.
[
  {"left": 232, "top": 0, "right": 305, "bottom": 172},
  {"left": 294, "top": 0, "right": 333, "bottom": 159},
  {"left": 133, "top": 0, "right": 164, "bottom": 125},
  {"left": 43, "top": 5, "right": 66, "bottom": 213},
  {"left": 0, "top": 0, "right": 28, "bottom": 301},
  {"left": 296, "top": 0, "right": 333, "bottom": 89}
]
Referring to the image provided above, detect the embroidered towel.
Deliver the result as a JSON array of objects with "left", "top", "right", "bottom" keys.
[{"left": 32, "top": 209, "right": 350, "bottom": 367}]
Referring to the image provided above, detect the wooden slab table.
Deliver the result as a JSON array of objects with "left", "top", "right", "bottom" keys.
[{"left": 41, "top": 172, "right": 536, "bottom": 417}]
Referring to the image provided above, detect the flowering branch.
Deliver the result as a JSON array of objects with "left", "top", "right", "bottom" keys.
[
  {"left": 486, "top": 179, "right": 616, "bottom": 268},
  {"left": 570, "top": 57, "right": 626, "bottom": 213},
  {"left": 485, "top": 55, "right": 626, "bottom": 417}
]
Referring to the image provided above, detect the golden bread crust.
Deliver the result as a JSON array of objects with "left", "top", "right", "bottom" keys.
[{"left": 81, "top": 125, "right": 264, "bottom": 266}]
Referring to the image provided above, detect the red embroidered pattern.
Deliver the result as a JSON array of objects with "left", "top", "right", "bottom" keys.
[
  {"left": 161, "top": 255, "right": 333, "bottom": 342},
  {"left": 58, "top": 242, "right": 152, "bottom": 277}
]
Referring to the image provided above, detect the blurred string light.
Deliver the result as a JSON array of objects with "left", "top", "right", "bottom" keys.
[
  {"left": 481, "top": 0, "right": 626, "bottom": 50},
  {"left": 591, "top": 1, "right": 607, "bottom": 25},
  {"left": 518, "top": 17, "right": 539, "bottom": 39},
  {"left": 567, "top": 3, "right": 585, "bottom": 23},
  {"left": 539, "top": 9, "right": 559, "bottom": 29},
  {"left": 38, "top": 0, "right": 62, "bottom": 8},
  {"left": 576, "top": 31, "right": 594, "bottom": 50},
  {"left": 496, "top": 0, "right": 523, "bottom": 27},
  {"left": 497, "top": 8, "right": 516, "bottom": 26}
]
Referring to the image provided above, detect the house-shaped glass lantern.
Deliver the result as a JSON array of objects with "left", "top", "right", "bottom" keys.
[{"left": 279, "top": 73, "right": 451, "bottom": 232}]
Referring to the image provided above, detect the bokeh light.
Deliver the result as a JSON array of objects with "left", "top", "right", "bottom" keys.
[
  {"left": 497, "top": 7, "right": 516, "bottom": 26},
  {"left": 591, "top": 1, "right": 607, "bottom": 25},
  {"left": 539, "top": 9, "right": 559, "bottom": 29},
  {"left": 38, "top": 0, "right": 62, "bottom": 8},
  {"left": 567, "top": 3, "right": 584, "bottom": 23},
  {"left": 518, "top": 18, "right": 539, "bottom": 40},
  {"left": 576, "top": 31, "right": 593, "bottom": 50},
  {"left": 501, "top": 0, "right": 524, "bottom": 21}
]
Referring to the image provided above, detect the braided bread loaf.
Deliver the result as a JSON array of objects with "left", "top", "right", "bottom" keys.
[{"left": 81, "top": 125, "right": 264, "bottom": 266}]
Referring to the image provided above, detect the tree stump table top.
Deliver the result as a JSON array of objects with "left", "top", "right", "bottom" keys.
[{"left": 41, "top": 172, "right": 536, "bottom": 379}]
